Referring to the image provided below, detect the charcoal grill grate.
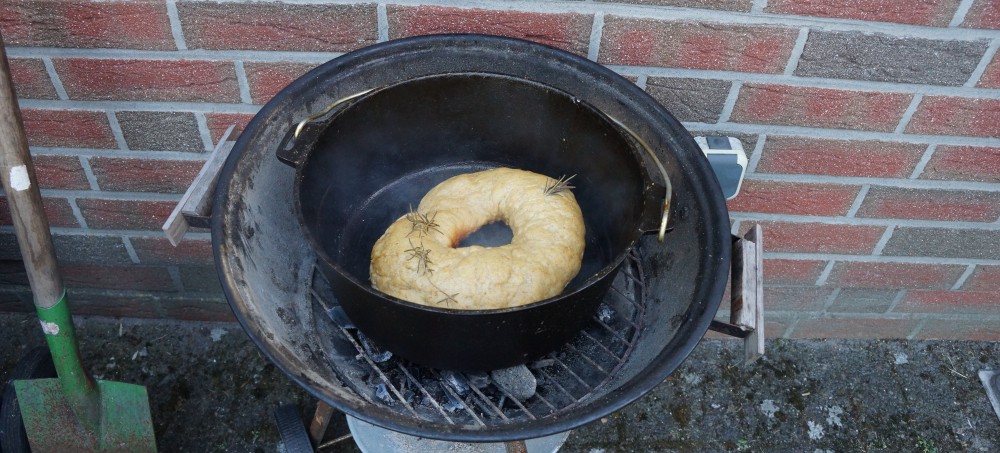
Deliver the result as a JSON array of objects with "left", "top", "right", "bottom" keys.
[{"left": 309, "top": 250, "right": 647, "bottom": 426}]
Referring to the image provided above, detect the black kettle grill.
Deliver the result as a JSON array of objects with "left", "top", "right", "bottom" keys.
[{"left": 211, "top": 35, "right": 755, "bottom": 442}]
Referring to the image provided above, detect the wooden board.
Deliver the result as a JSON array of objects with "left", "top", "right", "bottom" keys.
[{"left": 163, "top": 125, "right": 236, "bottom": 246}]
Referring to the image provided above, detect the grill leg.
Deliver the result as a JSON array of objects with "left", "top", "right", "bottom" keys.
[{"left": 309, "top": 401, "right": 337, "bottom": 445}]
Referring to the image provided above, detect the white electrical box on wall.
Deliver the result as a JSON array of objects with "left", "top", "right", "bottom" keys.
[{"left": 695, "top": 135, "right": 748, "bottom": 200}]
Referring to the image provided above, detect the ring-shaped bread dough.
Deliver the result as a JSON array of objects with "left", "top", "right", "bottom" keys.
[{"left": 370, "top": 168, "right": 586, "bottom": 310}]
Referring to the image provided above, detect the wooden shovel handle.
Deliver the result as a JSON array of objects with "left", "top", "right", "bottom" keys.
[{"left": 0, "top": 33, "right": 64, "bottom": 308}]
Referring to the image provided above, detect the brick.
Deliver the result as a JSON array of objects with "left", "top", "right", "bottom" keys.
[
  {"left": 645, "top": 78, "right": 731, "bottom": 123},
  {"left": 244, "top": 62, "right": 318, "bottom": 105},
  {"left": 978, "top": 52, "right": 1000, "bottom": 88},
  {"left": 766, "top": 0, "right": 962, "bottom": 26},
  {"left": 748, "top": 221, "right": 885, "bottom": 254},
  {"left": 62, "top": 264, "right": 176, "bottom": 292},
  {"left": 8, "top": 58, "right": 57, "bottom": 99},
  {"left": 764, "top": 259, "right": 826, "bottom": 285},
  {"left": 161, "top": 298, "right": 234, "bottom": 322},
  {"left": 896, "top": 290, "right": 998, "bottom": 314},
  {"left": 730, "top": 84, "right": 913, "bottom": 131},
  {"left": 917, "top": 145, "right": 1000, "bottom": 183},
  {"left": 0, "top": 260, "right": 29, "bottom": 286},
  {"left": 205, "top": 113, "right": 256, "bottom": 143},
  {"left": 796, "top": 31, "right": 987, "bottom": 86},
  {"left": 826, "top": 262, "right": 965, "bottom": 289},
  {"left": 599, "top": 17, "right": 797, "bottom": 73},
  {"left": 180, "top": 266, "right": 223, "bottom": 293},
  {"left": 726, "top": 180, "right": 859, "bottom": 216},
  {"left": 827, "top": 288, "right": 899, "bottom": 313},
  {"left": 905, "top": 96, "right": 1000, "bottom": 138},
  {"left": 962, "top": 0, "right": 1000, "bottom": 29},
  {"left": 915, "top": 319, "right": 1000, "bottom": 341},
  {"left": 20, "top": 109, "right": 116, "bottom": 149},
  {"left": 758, "top": 136, "right": 925, "bottom": 178},
  {"left": 179, "top": 2, "right": 376, "bottom": 52},
  {"left": 607, "top": 0, "right": 752, "bottom": 12},
  {"left": 962, "top": 265, "right": 1000, "bottom": 291},
  {"left": 76, "top": 199, "right": 176, "bottom": 231},
  {"left": 790, "top": 318, "right": 917, "bottom": 339},
  {"left": 882, "top": 227, "right": 1000, "bottom": 260},
  {"left": 51, "top": 234, "right": 133, "bottom": 265},
  {"left": 0, "top": 289, "right": 31, "bottom": 313},
  {"left": 32, "top": 155, "right": 90, "bottom": 190},
  {"left": 763, "top": 286, "right": 833, "bottom": 311},
  {"left": 54, "top": 59, "right": 240, "bottom": 103},
  {"left": 89, "top": 157, "right": 204, "bottom": 194},
  {"left": 63, "top": 292, "right": 164, "bottom": 319},
  {"left": 0, "top": 197, "right": 78, "bottom": 228},
  {"left": 856, "top": 186, "right": 1000, "bottom": 222},
  {"left": 0, "top": 1, "right": 175, "bottom": 50},
  {"left": 129, "top": 237, "right": 214, "bottom": 266},
  {"left": 389, "top": 6, "right": 592, "bottom": 55},
  {"left": 115, "top": 111, "right": 204, "bottom": 152}
]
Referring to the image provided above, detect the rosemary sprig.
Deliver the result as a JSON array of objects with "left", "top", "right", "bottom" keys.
[
  {"left": 404, "top": 238, "right": 433, "bottom": 276},
  {"left": 426, "top": 278, "right": 459, "bottom": 307},
  {"left": 405, "top": 206, "right": 441, "bottom": 237},
  {"left": 543, "top": 174, "right": 576, "bottom": 196}
]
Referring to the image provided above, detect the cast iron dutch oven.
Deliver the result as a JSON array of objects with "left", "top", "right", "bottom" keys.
[{"left": 213, "top": 35, "right": 731, "bottom": 372}]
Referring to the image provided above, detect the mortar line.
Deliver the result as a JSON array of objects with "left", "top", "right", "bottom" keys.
[
  {"left": 950, "top": 0, "right": 977, "bottom": 28},
  {"left": 815, "top": 260, "right": 836, "bottom": 286},
  {"left": 105, "top": 110, "right": 129, "bottom": 151},
  {"left": 166, "top": 265, "right": 186, "bottom": 292},
  {"left": 763, "top": 309, "right": 1000, "bottom": 322},
  {"left": 965, "top": 39, "right": 1000, "bottom": 87},
  {"left": 165, "top": 1, "right": 188, "bottom": 51},
  {"left": 377, "top": 3, "right": 390, "bottom": 42},
  {"left": 233, "top": 61, "right": 253, "bottom": 104},
  {"left": 40, "top": 189, "right": 182, "bottom": 202},
  {"left": 751, "top": 0, "right": 768, "bottom": 14},
  {"left": 6, "top": 47, "right": 344, "bottom": 63},
  {"left": 717, "top": 81, "right": 742, "bottom": 123},
  {"left": 845, "top": 184, "right": 870, "bottom": 218},
  {"left": 905, "top": 318, "right": 928, "bottom": 340},
  {"left": 745, "top": 134, "right": 766, "bottom": 174},
  {"left": 765, "top": 253, "right": 1000, "bottom": 266},
  {"left": 909, "top": 144, "right": 937, "bottom": 179},
  {"left": 634, "top": 74, "right": 648, "bottom": 90},
  {"left": 41, "top": 57, "right": 69, "bottom": 100},
  {"left": 0, "top": 225, "right": 211, "bottom": 240},
  {"left": 728, "top": 212, "right": 1000, "bottom": 230},
  {"left": 893, "top": 94, "right": 923, "bottom": 134},
  {"left": 34, "top": 147, "right": 211, "bottom": 160},
  {"left": 781, "top": 317, "right": 800, "bottom": 339},
  {"left": 122, "top": 236, "right": 141, "bottom": 264},
  {"left": 885, "top": 289, "right": 908, "bottom": 313},
  {"left": 871, "top": 225, "right": 896, "bottom": 256},
  {"left": 681, "top": 122, "right": 1000, "bottom": 148},
  {"left": 951, "top": 264, "right": 977, "bottom": 290},
  {"left": 783, "top": 27, "right": 810, "bottom": 76},
  {"left": 77, "top": 156, "right": 101, "bottom": 191},
  {"left": 194, "top": 112, "right": 215, "bottom": 152},
  {"left": 19, "top": 99, "right": 262, "bottom": 114},
  {"left": 744, "top": 172, "right": 1000, "bottom": 192},
  {"left": 587, "top": 12, "right": 605, "bottom": 62},
  {"left": 67, "top": 197, "right": 89, "bottom": 229},
  {"left": 819, "top": 287, "right": 841, "bottom": 313}
]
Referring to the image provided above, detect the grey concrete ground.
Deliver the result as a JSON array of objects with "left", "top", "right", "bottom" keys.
[{"left": 1, "top": 312, "right": 998, "bottom": 452}]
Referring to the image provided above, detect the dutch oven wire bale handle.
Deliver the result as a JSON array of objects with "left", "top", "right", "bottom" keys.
[
  {"left": 602, "top": 115, "right": 672, "bottom": 242},
  {"left": 276, "top": 89, "right": 376, "bottom": 167}
]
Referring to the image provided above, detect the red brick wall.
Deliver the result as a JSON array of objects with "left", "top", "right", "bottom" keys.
[{"left": 1, "top": 0, "right": 998, "bottom": 338}]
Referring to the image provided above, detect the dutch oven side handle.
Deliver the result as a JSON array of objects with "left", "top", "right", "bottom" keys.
[{"left": 276, "top": 89, "right": 376, "bottom": 168}]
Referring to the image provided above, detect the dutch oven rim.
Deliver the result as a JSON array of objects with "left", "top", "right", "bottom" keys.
[{"left": 212, "top": 33, "right": 732, "bottom": 442}]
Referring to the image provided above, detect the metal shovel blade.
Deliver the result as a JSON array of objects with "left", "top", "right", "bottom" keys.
[{"left": 14, "top": 378, "right": 157, "bottom": 453}]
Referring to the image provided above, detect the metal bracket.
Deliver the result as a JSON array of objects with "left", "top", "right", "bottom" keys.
[
  {"left": 709, "top": 224, "right": 764, "bottom": 365},
  {"left": 162, "top": 125, "right": 237, "bottom": 246}
]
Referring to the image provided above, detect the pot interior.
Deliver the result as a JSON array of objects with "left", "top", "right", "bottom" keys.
[{"left": 298, "top": 74, "right": 650, "bottom": 294}]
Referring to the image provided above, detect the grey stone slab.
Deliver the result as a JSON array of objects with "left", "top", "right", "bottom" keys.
[
  {"left": 116, "top": 111, "right": 204, "bottom": 152},
  {"left": 882, "top": 227, "right": 1000, "bottom": 260},
  {"left": 795, "top": 31, "right": 989, "bottom": 86},
  {"left": 646, "top": 77, "right": 732, "bottom": 123}
]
